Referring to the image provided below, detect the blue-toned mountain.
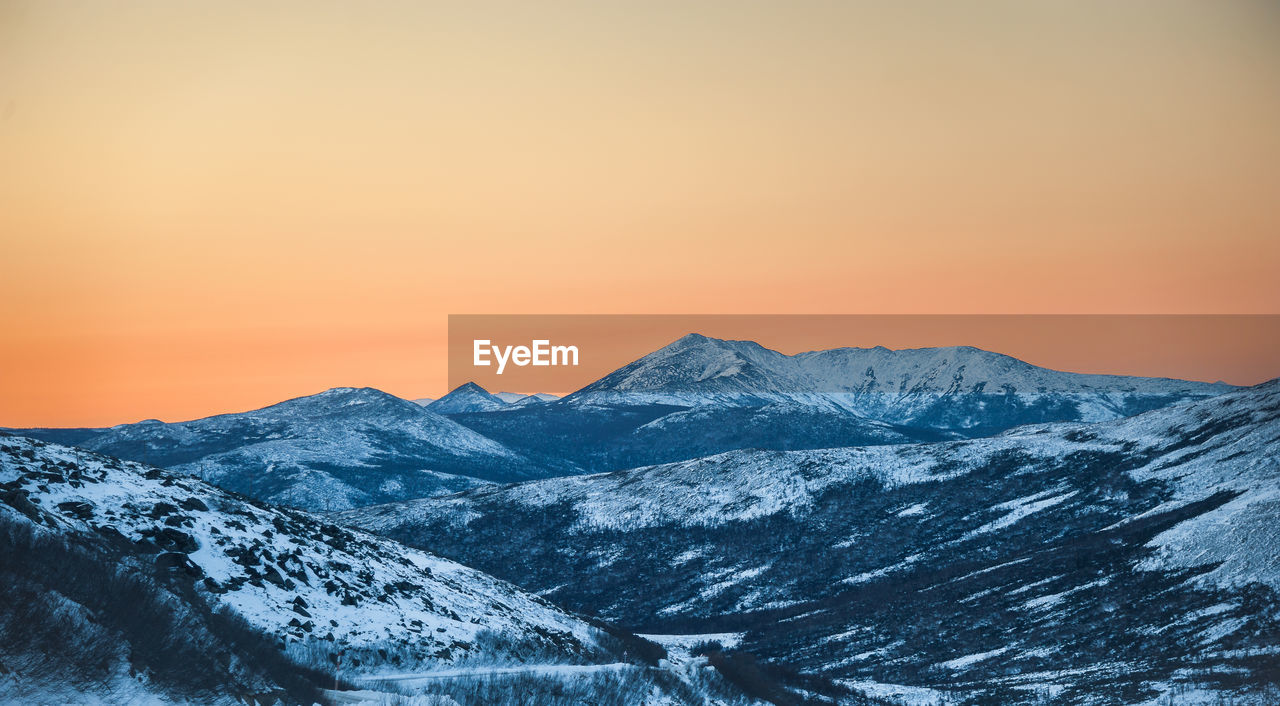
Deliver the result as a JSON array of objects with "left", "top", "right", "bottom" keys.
[
  {"left": 11, "top": 387, "right": 565, "bottom": 511},
  {"left": 445, "top": 335, "right": 1234, "bottom": 473},
  {"left": 342, "top": 379, "right": 1280, "bottom": 703}
]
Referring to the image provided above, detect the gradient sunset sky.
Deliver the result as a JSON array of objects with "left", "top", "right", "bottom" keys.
[{"left": 2, "top": 1, "right": 1279, "bottom": 426}]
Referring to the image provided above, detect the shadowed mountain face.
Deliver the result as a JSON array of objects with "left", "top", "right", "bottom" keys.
[
  {"left": 339, "top": 380, "right": 1280, "bottom": 702},
  {"left": 443, "top": 335, "right": 1234, "bottom": 474},
  {"left": 10, "top": 387, "right": 565, "bottom": 511}
]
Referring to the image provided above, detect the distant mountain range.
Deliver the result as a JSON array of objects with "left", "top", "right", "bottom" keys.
[
  {"left": 339, "top": 378, "right": 1280, "bottom": 702},
  {"left": 572, "top": 334, "right": 1232, "bottom": 422},
  {"left": 426, "top": 384, "right": 560, "bottom": 413},
  {"left": 3, "top": 334, "right": 1275, "bottom": 703},
  {"left": 441, "top": 334, "right": 1233, "bottom": 473},
  {"left": 8, "top": 387, "right": 570, "bottom": 511},
  {"left": 0, "top": 436, "right": 750, "bottom": 704},
  {"left": 495, "top": 391, "right": 561, "bottom": 404},
  {"left": 7, "top": 336, "right": 1235, "bottom": 512}
]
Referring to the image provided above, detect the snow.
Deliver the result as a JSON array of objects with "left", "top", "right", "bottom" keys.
[
  {"left": 895, "top": 502, "right": 929, "bottom": 517},
  {"left": 938, "top": 646, "right": 1012, "bottom": 670},
  {"left": 1020, "top": 579, "right": 1110, "bottom": 612},
  {"left": 670, "top": 546, "right": 710, "bottom": 566},
  {"left": 0, "top": 437, "right": 608, "bottom": 672},
  {"left": 638, "top": 633, "right": 745, "bottom": 650},
  {"left": 567, "top": 334, "right": 1231, "bottom": 427},
  {"left": 0, "top": 672, "right": 228, "bottom": 706},
  {"left": 361, "top": 663, "right": 631, "bottom": 683},
  {"left": 426, "top": 383, "right": 510, "bottom": 414},
  {"left": 332, "top": 379, "right": 1280, "bottom": 702},
  {"left": 1137, "top": 487, "right": 1280, "bottom": 589},
  {"left": 957, "top": 489, "right": 1078, "bottom": 542},
  {"left": 67, "top": 386, "right": 525, "bottom": 511},
  {"left": 841, "top": 679, "right": 955, "bottom": 705},
  {"left": 842, "top": 554, "right": 922, "bottom": 585},
  {"left": 389, "top": 440, "right": 983, "bottom": 532},
  {"left": 1196, "top": 616, "right": 1249, "bottom": 646}
]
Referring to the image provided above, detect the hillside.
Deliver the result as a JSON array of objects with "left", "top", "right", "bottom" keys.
[
  {"left": 340, "top": 379, "right": 1280, "bottom": 703},
  {"left": 0, "top": 436, "right": 764, "bottom": 705}
]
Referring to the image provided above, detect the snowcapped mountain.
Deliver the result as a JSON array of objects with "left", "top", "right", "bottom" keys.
[
  {"left": 426, "top": 382, "right": 511, "bottom": 414},
  {"left": 10, "top": 340, "right": 1231, "bottom": 505},
  {"left": 571, "top": 333, "right": 1233, "bottom": 426},
  {"left": 443, "top": 335, "right": 1232, "bottom": 476},
  {"left": 0, "top": 437, "right": 760, "bottom": 705},
  {"left": 340, "top": 379, "right": 1280, "bottom": 703},
  {"left": 12, "top": 387, "right": 549, "bottom": 512}
]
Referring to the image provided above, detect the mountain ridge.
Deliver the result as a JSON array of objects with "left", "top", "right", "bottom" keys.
[
  {"left": 10, "top": 386, "right": 548, "bottom": 511},
  {"left": 570, "top": 334, "right": 1234, "bottom": 414},
  {"left": 438, "top": 335, "right": 1237, "bottom": 476},
  {"left": 339, "top": 377, "right": 1280, "bottom": 702}
]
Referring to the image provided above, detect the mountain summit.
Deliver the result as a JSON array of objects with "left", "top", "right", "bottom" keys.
[
  {"left": 14, "top": 387, "right": 538, "bottom": 511},
  {"left": 425, "top": 335, "right": 1238, "bottom": 475},
  {"left": 426, "top": 382, "right": 510, "bottom": 414},
  {"left": 567, "top": 334, "right": 1233, "bottom": 427}
]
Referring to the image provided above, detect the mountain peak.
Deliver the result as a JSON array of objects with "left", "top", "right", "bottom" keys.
[
  {"left": 567, "top": 334, "right": 1234, "bottom": 416},
  {"left": 269, "top": 386, "right": 423, "bottom": 415},
  {"left": 664, "top": 332, "right": 769, "bottom": 353},
  {"left": 674, "top": 332, "right": 709, "bottom": 344},
  {"left": 315, "top": 385, "right": 387, "bottom": 398},
  {"left": 427, "top": 382, "right": 509, "bottom": 414}
]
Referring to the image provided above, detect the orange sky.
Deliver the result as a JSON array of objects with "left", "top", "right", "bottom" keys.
[{"left": 2, "top": 1, "right": 1279, "bottom": 426}]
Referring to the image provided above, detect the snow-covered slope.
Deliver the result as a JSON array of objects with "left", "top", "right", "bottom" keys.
[
  {"left": 0, "top": 437, "right": 757, "bottom": 705},
  {"left": 13, "top": 387, "right": 549, "bottom": 511},
  {"left": 426, "top": 382, "right": 510, "bottom": 414},
  {"left": 341, "top": 379, "right": 1280, "bottom": 703},
  {"left": 570, "top": 334, "right": 1233, "bottom": 426}
]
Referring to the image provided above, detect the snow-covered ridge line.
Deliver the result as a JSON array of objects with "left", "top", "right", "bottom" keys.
[
  {"left": 10, "top": 386, "right": 554, "bottom": 512},
  {"left": 566, "top": 333, "right": 1233, "bottom": 423}
]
